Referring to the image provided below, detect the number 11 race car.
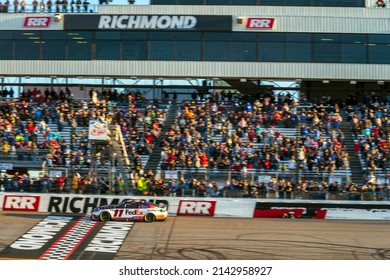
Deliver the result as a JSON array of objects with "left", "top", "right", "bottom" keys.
[{"left": 91, "top": 199, "right": 168, "bottom": 223}]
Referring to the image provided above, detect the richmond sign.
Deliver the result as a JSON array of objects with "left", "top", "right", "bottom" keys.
[{"left": 64, "top": 14, "right": 232, "bottom": 31}]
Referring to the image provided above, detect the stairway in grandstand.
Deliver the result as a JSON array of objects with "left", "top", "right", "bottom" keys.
[
  {"left": 339, "top": 110, "right": 364, "bottom": 184},
  {"left": 143, "top": 102, "right": 178, "bottom": 173}
]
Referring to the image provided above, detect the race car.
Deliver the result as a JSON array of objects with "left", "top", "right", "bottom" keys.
[{"left": 91, "top": 199, "right": 168, "bottom": 223}]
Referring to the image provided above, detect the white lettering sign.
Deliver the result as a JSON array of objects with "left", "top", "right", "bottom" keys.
[{"left": 98, "top": 15, "right": 197, "bottom": 29}]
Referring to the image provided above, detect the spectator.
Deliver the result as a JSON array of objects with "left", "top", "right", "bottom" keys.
[
  {"left": 46, "top": 0, "right": 52, "bottom": 12},
  {"left": 377, "top": 0, "right": 386, "bottom": 7},
  {"left": 32, "top": 0, "right": 37, "bottom": 11}
]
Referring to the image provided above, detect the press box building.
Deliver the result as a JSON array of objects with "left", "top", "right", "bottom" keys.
[{"left": 0, "top": 0, "right": 390, "bottom": 100}]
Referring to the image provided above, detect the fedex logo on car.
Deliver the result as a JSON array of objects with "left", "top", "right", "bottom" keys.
[
  {"left": 2, "top": 195, "right": 40, "bottom": 212},
  {"left": 24, "top": 17, "right": 51, "bottom": 28},
  {"left": 177, "top": 200, "right": 216, "bottom": 216},
  {"left": 246, "top": 18, "right": 275, "bottom": 29}
]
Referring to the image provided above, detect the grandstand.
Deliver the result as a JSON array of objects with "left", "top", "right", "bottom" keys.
[{"left": 0, "top": 0, "right": 389, "bottom": 200}]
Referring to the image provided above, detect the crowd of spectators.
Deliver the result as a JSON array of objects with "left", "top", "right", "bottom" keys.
[
  {"left": 0, "top": 171, "right": 126, "bottom": 194},
  {"left": 0, "top": 0, "right": 91, "bottom": 13},
  {"left": 0, "top": 87, "right": 389, "bottom": 202},
  {"left": 159, "top": 93, "right": 350, "bottom": 178},
  {"left": 346, "top": 93, "right": 390, "bottom": 175},
  {"left": 0, "top": 87, "right": 168, "bottom": 192}
]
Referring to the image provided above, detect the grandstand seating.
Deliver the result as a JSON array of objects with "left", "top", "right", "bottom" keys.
[{"left": 0, "top": 90, "right": 388, "bottom": 200}]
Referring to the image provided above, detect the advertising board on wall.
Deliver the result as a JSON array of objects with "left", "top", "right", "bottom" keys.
[
  {"left": 234, "top": 16, "right": 276, "bottom": 32},
  {"left": 64, "top": 15, "right": 232, "bottom": 31},
  {"left": 23, "top": 16, "right": 51, "bottom": 28},
  {"left": 2, "top": 193, "right": 390, "bottom": 220}
]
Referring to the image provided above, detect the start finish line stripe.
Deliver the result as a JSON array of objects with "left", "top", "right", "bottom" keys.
[{"left": 39, "top": 215, "right": 98, "bottom": 260}]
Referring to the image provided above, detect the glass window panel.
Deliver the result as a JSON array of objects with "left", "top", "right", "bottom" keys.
[
  {"left": 315, "top": 0, "right": 341, "bottom": 6},
  {"left": 345, "top": 0, "right": 365, "bottom": 6},
  {"left": 368, "top": 44, "right": 390, "bottom": 64},
  {"left": 204, "top": 33, "right": 230, "bottom": 41},
  {"left": 275, "top": 0, "right": 310, "bottom": 5},
  {"left": 121, "top": 32, "right": 147, "bottom": 40},
  {"left": 313, "top": 43, "right": 340, "bottom": 62},
  {"left": 42, "top": 40, "right": 66, "bottom": 60},
  {"left": 122, "top": 41, "right": 147, "bottom": 60},
  {"left": 152, "top": 0, "right": 176, "bottom": 3},
  {"left": 340, "top": 34, "right": 366, "bottom": 43},
  {"left": 176, "top": 32, "right": 201, "bottom": 41},
  {"left": 67, "top": 40, "right": 91, "bottom": 60},
  {"left": 95, "top": 31, "right": 121, "bottom": 40},
  {"left": 231, "top": 32, "right": 257, "bottom": 42},
  {"left": 207, "top": 0, "right": 230, "bottom": 4},
  {"left": 150, "top": 41, "right": 174, "bottom": 60},
  {"left": 232, "top": 0, "right": 257, "bottom": 4},
  {"left": 368, "top": 35, "right": 390, "bottom": 44},
  {"left": 260, "top": 0, "right": 286, "bottom": 5},
  {"left": 204, "top": 42, "right": 229, "bottom": 61},
  {"left": 285, "top": 33, "right": 311, "bottom": 42},
  {"left": 259, "top": 42, "right": 285, "bottom": 62},
  {"left": 14, "top": 40, "right": 40, "bottom": 59},
  {"left": 340, "top": 43, "right": 366, "bottom": 63},
  {"left": 14, "top": 31, "right": 41, "bottom": 40},
  {"left": 285, "top": 42, "right": 311, "bottom": 62},
  {"left": 42, "top": 31, "right": 67, "bottom": 39},
  {"left": 0, "top": 41, "right": 13, "bottom": 59},
  {"left": 230, "top": 41, "right": 256, "bottom": 61},
  {"left": 179, "top": 0, "right": 202, "bottom": 4},
  {"left": 313, "top": 33, "right": 339, "bottom": 43},
  {"left": 66, "top": 32, "right": 92, "bottom": 40},
  {"left": 293, "top": 0, "right": 311, "bottom": 4},
  {"left": 176, "top": 41, "right": 201, "bottom": 61},
  {"left": 258, "top": 33, "right": 285, "bottom": 42},
  {"left": 96, "top": 41, "right": 121, "bottom": 60},
  {"left": 149, "top": 32, "right": 175, "bottom": 41},
  {"left": 0, "top": 31, "right": 14, "bottom": 39}
]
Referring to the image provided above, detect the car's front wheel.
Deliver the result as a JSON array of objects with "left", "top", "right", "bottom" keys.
[
  {"left": 144, "top": 213, "right": 155, "bottom": 223},
  {"left": 99, "top": 211, "right": 111, "bottom": 222}
]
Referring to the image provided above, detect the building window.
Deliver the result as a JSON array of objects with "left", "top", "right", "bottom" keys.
[
  {"left": 122, "top": 41, "right": 147, "bottom": 60},
  {"left": 96, "top": 41, "right": 121, "bottom": 60}
]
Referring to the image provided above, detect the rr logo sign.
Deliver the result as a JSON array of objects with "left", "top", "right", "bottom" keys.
[
  {"left": 245, "top": 18, "right": 275, "bottom": 29},
  {"left": 3, "top": 195, "right": 40, "bottom": 212},
  {"left": 177, "top": 200, "right": 216, "bottom": 216},
  {"left": 24, "top": 17, "right": 51, "bottom": 27}
]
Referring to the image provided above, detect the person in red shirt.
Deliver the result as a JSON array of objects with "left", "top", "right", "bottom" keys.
[
  {"left": 371, "top": 126, "right": 379, "bottom": 137},
  {"left": 145, "top": 132, "right": 154, "bottom": 144},
  {"left": 354, "top": 140, "right": 360, "bottom": 153},
  {"left": 200, "top": 152, "right": 208, "bottom": 167},
  {"left": 264, "top": 157, "right": 271, "bottom": 170},
  {"left": 55, "top": 175, "right": 66, "bottom": 193},
  {"left": 25, "top": 120, "right": 36, "bottom": 133},
  {"left": 247, "top": 128, "right": 255, "bottom": 142}
]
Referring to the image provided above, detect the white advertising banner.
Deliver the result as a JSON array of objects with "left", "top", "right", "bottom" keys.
[
  {"left": 88, "top": 120, "right": 109, "bottom": 141},
  {"left": 1, "top": 193, "right": 390, "bottom": 220}
]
